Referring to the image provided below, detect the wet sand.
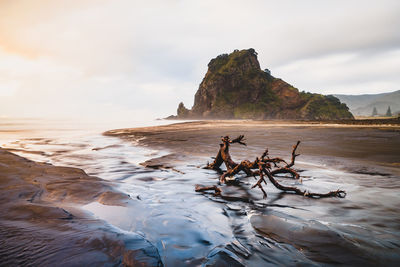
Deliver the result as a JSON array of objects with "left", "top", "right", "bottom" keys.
[
  {"left": 0, "top": 148, "right": 162, "bottom": 266},
  {"left": 1, "top": 120, "right": 400, "bottom": 266},
  {"left": 103, "top": 120, "right": 400, "bottom": 266},
  {"left": 105, "top": 120, "right": 400, "bottom": 172}
]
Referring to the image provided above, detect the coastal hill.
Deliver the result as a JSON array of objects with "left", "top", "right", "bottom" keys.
[
  {"left": 173, "top": 49, "right": 353, "bottom": 120},
  {"left": 334, "top": 90, "right": 400, "bottom": 117}
]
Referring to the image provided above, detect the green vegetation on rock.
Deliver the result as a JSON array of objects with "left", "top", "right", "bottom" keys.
[{"left": 177, "top": 49, "right": 354, "bottom": 120}]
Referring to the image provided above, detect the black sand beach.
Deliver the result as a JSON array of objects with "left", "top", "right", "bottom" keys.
[
  {"left": 0, "top": 148, "right": 162, "bottom": 266},
  {"left": 1, "top": 120, "right": 400, "bottom": 266}
]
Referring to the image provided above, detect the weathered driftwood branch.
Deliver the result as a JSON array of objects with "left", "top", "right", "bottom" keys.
[
  {"left": 195, "top": 185, "right": 221, "bottom": 196},
  {"left": 198, "top": 135, "right": 346, "bottom": 199},
  {"left": 206, "top": 135, "right": 246, "bottom": 171},
  {"left": 263, "top": 167, "right": 346, "bottom": 198}
]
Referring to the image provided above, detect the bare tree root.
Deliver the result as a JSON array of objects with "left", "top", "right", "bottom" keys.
[
  {"left": 197, "top": 136, "right": 346, "bottom": 199},
  {"left": 264, "top": 168, "right": 346, "bottom": 198},
  {"left": 251, "top": 163, "right": 268, "bottom": 198},
  {"left": 270, "top": 167, "right": 300, "bottom": 179},
  {"left": 206, "top": 135, "right": 246, "bottom": 171},
  {"left": 285, "top": 140, "right": 300, "bottom": 168},
  {"left": 220, "top": 159, "right": 258, "bottom": 183},
  {"left": 195, "top": 184, "right": 221, "bottom": 196}
]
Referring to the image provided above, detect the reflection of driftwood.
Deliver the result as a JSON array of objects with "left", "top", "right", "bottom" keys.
[{"left": 196, "top": 136, "right": 346, "bottom": 199}]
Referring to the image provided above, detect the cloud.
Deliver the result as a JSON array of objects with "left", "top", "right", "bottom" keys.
[
  {"left": 274, "top": 49, "right": 400, "bottom": 94},
  {"left": 0, "top": 0, "right": 399, "bottom": 120}
]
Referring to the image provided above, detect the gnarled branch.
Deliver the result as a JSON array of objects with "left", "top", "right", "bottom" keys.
[{"left": 197, "top": 136, "right": 346, "bottom": 199}]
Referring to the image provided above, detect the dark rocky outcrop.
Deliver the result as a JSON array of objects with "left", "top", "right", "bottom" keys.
[{"left": 175, "top": 49, "right": 353, "bottom": 120}]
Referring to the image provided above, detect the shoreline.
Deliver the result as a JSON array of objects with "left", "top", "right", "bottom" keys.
[
  {"left": 106, "top": 120, "right": 400, "bottom": 138},
  {"left": 162, "top": 117, "right": 400, "bottom": 126},
  {"left": 102, "top": 119, "right": 400, "bottom": 266},
  {"left": 2, "top": 120, "right": 400, "bottom": 265},
  {"left": 105, "top": 120, "right": 400, "bottom": 177},
  {"left": 0, "top": 147, "right": 162, "bottom": 266}
]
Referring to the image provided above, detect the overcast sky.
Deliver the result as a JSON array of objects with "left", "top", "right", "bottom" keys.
[{"left": 0, "top": 0, "right": 399, "bottom": 121}]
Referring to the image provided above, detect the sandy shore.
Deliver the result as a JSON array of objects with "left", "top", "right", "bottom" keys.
[
  {"left": 105, "top": 120, "right": 400, "bottom": 173},
  {"left": 102, "top": 120, "right": 400, "bottom": 266},
  {"left": 0, "top": 148, "right": 162, "bottom": 266},
  {"left": 2, "top": 120, "right": 399, "bottom": 266}
]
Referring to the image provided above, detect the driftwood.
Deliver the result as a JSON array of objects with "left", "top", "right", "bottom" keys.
[{"left": 196, "top": 135, "right": 346, "bottom": 199}]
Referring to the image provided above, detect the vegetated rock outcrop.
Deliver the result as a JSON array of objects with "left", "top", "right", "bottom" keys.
[{"left": 175, "top": 49, "right": 353, "bottom": 120}]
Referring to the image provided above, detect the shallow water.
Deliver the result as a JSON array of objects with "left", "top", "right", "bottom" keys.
[{"left": 1, "top": 119, "right": 400, "bottom": 266}]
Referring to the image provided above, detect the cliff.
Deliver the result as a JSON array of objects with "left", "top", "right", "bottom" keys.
[{"left": 176, "top": 49, "right": 353, "bottom": 120}]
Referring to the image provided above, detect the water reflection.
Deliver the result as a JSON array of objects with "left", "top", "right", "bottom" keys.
[{"left": 1, "top": 119, "right": 399, "bottom": 266}]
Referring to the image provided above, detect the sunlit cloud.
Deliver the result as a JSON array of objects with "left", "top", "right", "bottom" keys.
[
  {"left": 274, "top": 49, "right": 400, "bottom": 94},
  {"left": 0, "top": 0, "right": 399, "bottom": 120}
]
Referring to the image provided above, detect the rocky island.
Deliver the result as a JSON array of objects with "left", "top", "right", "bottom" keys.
[{"left": 173, "top": 49, "right": 353, "bottom": 120}]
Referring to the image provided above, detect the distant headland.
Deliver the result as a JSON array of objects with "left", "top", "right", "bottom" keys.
[{"left": 168, "top": 49, "right": 354, "bottom": 120}]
